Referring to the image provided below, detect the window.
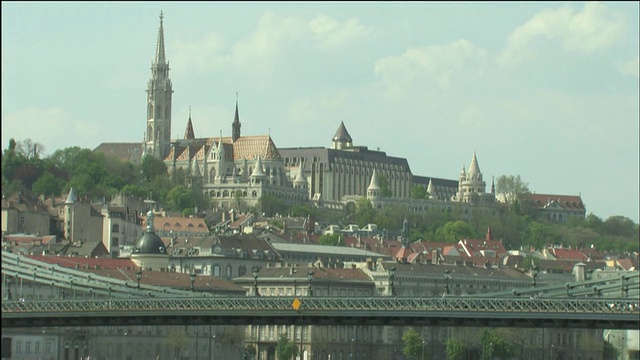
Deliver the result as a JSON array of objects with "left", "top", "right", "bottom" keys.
[{"left": 112, "top": 224, "right": 120, "bottom": 233}]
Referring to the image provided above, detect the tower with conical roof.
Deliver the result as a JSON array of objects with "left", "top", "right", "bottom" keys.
[
  {"left": 64, "top": 188, "right": 77, "bottom": 241},
  {"left": 145, "top": 11, "right": 173, "bottom": 160},
  {"left": 232, "top": 93, "right": 241, "bottom": 142},
  {"left": 293, "top": 162, "right": 308, "bottom": 190},
  {"left": 455, "top": 151, "right": 494, "bottom": 204},
  {"left": 367, "top": 169, "right": 381, "bottom": 199},
  {"left": 332, "top": 121, "right": 353, "bottom": 150}
]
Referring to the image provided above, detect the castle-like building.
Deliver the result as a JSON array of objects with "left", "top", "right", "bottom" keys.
[{"left": 96, "top": 12, "right": 600, "bottom": 223}]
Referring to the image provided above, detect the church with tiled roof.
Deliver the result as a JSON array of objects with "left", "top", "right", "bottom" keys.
[{"left": 135, "top": 13, "right": 306, "bottom": 209}]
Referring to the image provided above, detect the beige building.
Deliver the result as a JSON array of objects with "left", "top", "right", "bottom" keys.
[{"left": 1, "top": 192, "right": 51, "bottom": 238}]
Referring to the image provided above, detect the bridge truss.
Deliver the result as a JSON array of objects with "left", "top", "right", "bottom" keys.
[{"left": 2, "top": 295, "right": 638, "bottom": 329}]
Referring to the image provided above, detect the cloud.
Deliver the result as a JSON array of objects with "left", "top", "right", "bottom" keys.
[
  {"left": 169, "top": 12, "right": 373, "bottom": 78},
  {"left": 170, "top": 32, "right": 228, "bottom": 74},
  {"left": 1, "top": 107, "right": 104, "bottom": 155},
  {"left": 617, "top": 54, "right": 640, "bottom": 78},
  {"left": 499, "top": 2, "right": 626, "bottom": 67},
  {"left": 309, "top": 15, "right": 373, "bottom": 50},
  {"left": 374, "top": 39, "right": 488, "bottom": 98}
]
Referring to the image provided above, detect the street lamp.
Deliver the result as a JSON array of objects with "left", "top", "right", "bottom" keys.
[
  {"left": 350, "top": 338, "right": 354, "bottom": 359},
  {"left": 122, "top": 331, "right": 128, "bottom": 360},
  {"left": 489, "top": 342, "right": 492, "bottom": 360},
  {"left": 444, "top": 269, "right": 451, "bottom": 296},
  {"left": 212, "top": 334, "right": 216, "bottom": 360},
  {"left": 252, "top": 266, "right": 261, "bottom": 297},
  {"left": 190, "top": 271, "right": 196, "bottom": 292},
  {"left": 532, "top": 265, "right": 538, "bottom": 287},
  {"left": 5, "top": 277, "right": 12, "bottom": 300},
  {"left": 388, "top": 267, "right": 396, "bottom": 296},
  {"left": 135, "top": 268, "right": 142, "bottom": 290},
  {"left": 421, "top": 340, "right": 425, "bottom": 360},
  {"left": 307, "top": 270, "right": 315, "bottom": 296},
  {"left": 551, "top": 344, "right": 554, "bottom": 360}
]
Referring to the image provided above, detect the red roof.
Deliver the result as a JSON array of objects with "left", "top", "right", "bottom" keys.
[
  {"left": 27, "top": 255, "right": 138, "bottom": 270},
  {"left": 549, "top": 247, "right": 588, "bottom": 261},
  {"left": 529, "top": 194, "right": 585, "bottom": 210}
]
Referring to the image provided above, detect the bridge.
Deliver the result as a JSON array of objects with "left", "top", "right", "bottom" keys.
[
  {"left": 2, "top": 251, "right": 639, "bottom": 330},
  {"left": 3, "top": 295, "right": 638, "bottom": 329}
]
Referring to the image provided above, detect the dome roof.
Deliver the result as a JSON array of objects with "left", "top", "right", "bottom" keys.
[
  {"left": 133, "top": 210, "right": 166, "bottom": 255},
  {"left": 134, "top": 232, "right": 166, "bottom": 254}
]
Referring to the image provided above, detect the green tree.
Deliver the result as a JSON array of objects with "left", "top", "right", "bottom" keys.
[
  {"left": 258, "top": 194, "right": 287, "bottom": 217},
  {"left": 377, "top": 174, "right": 393, "bottom": 197},
  {"left": 402, "top": 327, "right": 423, "bottom": 360},
  {"left": 524, "top": 221, "right": 555, "bottom": 249},
  {"left": 318, "top": 233, "right": 341, "bottom": 246},
  {"left": 166, "top": 185, "right": 196, "bottom": 212},
  {"left": 165, "top": 330, "right": 189, "bottom": 360},
  {"left": 434, "top": 221, "right": 478, "bottom": 243},
  {"left": 141, "top": 155, "right": 168, "bottom": 181},
  {"left": 481, "top": 329, "right": 512, "bottom": 360},
  {"left": 121, "top": 184, "right": 148, "bottom": 199},
  {"left": 411, "top": 184, "right": 429, "bottom": 199},
  {"left": 602, "top": 340, "right": 619, "bottom": 360},
  {"left": 495, "top": 175, "right": 531, "bottom": 214},
  {"left": 243, "top": 344, "right": 257, "bottom": 360},
  {"left": 354, "top": 197, "right": 375, "bottom": 228},
  {"left": 276, "top": 334, "right": 298, "bottom": 360},
  {"left": 445, "top": 338, "right": 465, "bottom": 360},
  {"left": 32, "top": 172, "right": 64, "bottom": 196}
]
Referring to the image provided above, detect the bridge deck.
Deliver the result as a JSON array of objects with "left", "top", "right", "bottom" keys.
[{"left": 3, "top": 296, "right": 638, "bottom": 329}]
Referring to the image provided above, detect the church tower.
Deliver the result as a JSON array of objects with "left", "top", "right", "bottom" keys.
[
  {"left": 145, "top": 11, "right": 173, "bottom": 160},
  {"left": 232, "top": 93, "right": 241, "bottom": 142}
]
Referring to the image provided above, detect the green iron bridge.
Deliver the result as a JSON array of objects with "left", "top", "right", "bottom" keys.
[{"left": 2, "top": 295, "right": 638, "bottom": 329}]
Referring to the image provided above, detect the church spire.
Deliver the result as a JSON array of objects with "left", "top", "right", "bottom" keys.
[
  {"left": 155, "top": 11, "right": 166, "bottom": 65},
  {"left": 232, "top": 92, "right": 241, "bottom": 142},
  {"left": 145, "top": 11, "right": 173, "bottom": 160},
  {"left": 184, "top": 106, "right": 195, "bottom": 139}
]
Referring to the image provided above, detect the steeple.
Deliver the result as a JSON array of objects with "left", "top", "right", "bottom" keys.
[
  {"left": 145, "top": 11, "right": 173, "bottom": 160},
  {"left": 184, "top": 106, "right": 195, "bottom": 140},
  {"left": 232, "top": 92, "right": 241, "bottom": 142},
  {"left": 155, "top": 11, "right": 166, "bottom": 65},
  {"left": 65, "top": 187, "right": 77, "bottom": 204}
]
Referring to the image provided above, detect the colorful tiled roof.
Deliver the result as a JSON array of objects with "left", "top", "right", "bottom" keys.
[{"left": 529, "top": 194, "right": 585, "bottom": 210}]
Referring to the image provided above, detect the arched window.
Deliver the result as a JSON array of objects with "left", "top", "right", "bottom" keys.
[
  {"left": 226, "top": 265, "right": 232, "bottom": 278},
  {"left": 212, "top": 264, "right": 221, "bottom": 277}
]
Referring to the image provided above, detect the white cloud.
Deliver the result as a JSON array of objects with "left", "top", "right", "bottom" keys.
[
  {"left": 309, "top": 15, "right": 373, "bottom": 50},
  {"left": 168, "top": 12, "right": 373, "bottom": 78},
  {"left": 617, "top": 54, "right": 640, "bottom": 78},
  {"left": 499, "top": 2, "right": 626, "bottom": 67},
  {"left": 170, "top": 32, "right": 228, "bottom": 74},
  {"left": 374, "top": 39, "right": 488, "bottom": 98},
  {"left": 1, "top": 107, "right": 104, "bottom": 155}
]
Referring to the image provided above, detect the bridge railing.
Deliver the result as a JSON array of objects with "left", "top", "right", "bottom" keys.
[{"left": 3, "top": 296, "right": 639, "bottom": 314}]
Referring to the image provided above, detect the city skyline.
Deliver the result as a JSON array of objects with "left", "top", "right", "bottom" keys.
[{"left": 2, "top": 2, "right": 638, "bottom": 222}]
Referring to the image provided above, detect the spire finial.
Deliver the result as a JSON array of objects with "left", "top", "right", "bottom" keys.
[
  {"left": 160, "top": 10, "right": 164, "bottom": 24},
  {"left": 189, "top": 106, "right": 191, "bottom": 119}
]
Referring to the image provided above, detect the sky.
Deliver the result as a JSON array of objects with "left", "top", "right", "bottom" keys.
[{"left": 2, "top": 2, "right": 639, "bottom": 223}]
